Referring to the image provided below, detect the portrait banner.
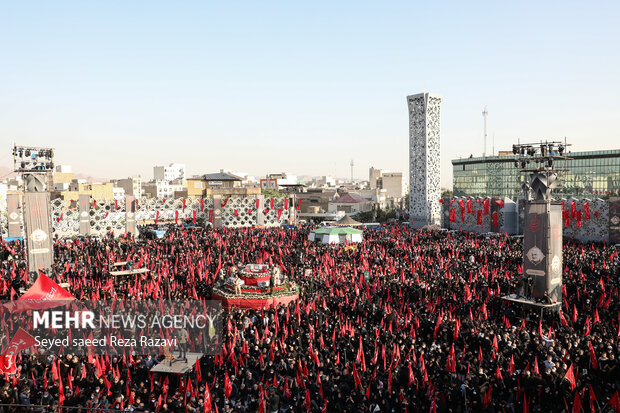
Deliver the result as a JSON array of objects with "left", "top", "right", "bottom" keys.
[
  {"left": 609, "top": 197, "right": 620, "bottom": 244},
  {"left": 78, "top": 194, "right": 91, "bottom": 236},
  {"left": 125, "top": 195, "right": 137, "bottom": 236},
  {"left": 23, "top": 192, "right": 53, "bottom": 273},
  {"left": 7, "top": 193, "right": 21, "bottom": 238}
]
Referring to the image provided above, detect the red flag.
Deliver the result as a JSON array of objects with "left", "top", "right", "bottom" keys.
[
  {"left": 564, "top": 363, "right": 576, "bottom": 390},
  {"left": 538, "top": 319, "right": 543, "bottom": 338},
  {"left": 224, "top": 371, "right": 232, "bottom": 398},
  {"left": 492, "top": 211, "right": 498, "bottom": 227},
  {"left": 203, "top": 384, "right": 212, "bottom": 413},
  {"left": 495, "top": 365, "right": 503, "bottom": 381},
  {"left": 476, "top": 210, "right": 482, "bottom": 225},
  {"left": 572, "top": 390, "right": 582, "bottom": 413},
  {"left": 523, "top": 394, "right": 529, "bottom": 413},
  {"left": 584, "top": 202, "right": 590, "bottom": 220},
  {"left": 58, "top": 370, "right": 65, "bottom": 406},
  {"left": 588, "top": 342, "right": 598, "bottom": 370},
  {"left": 0, "top": 355, "right": 16, "bottom": 374},
  {"left": 572, "top": 305, "right": 578, "bottom": 324},
  {"left": 483, "top": 385, "right": 493, "bottom": 409},
  {"left": 1, "top": 328, "right": 37, "bottom": 365},
  {"left": 5, "top": 274, "right": 74, "bottom": 313},
  {"left": 588, "top": 385, "right": 596, "bottom": 413},
  {"left": 608, "top": 391, "right": 620, "bottom": 413},
  {"left": 196, "top": 358, "right": 202, "bottom": 384},
  {"left": 449, "top": 209, "right": 456, "bottom": 222}
]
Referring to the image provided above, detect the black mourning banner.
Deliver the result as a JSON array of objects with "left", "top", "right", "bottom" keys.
[
  {"left": 125, "top": 195, "right": 136, "bottom": 235},
  {"left": 23, "top": 192, "right": 54, "bottom": 273},
  {"left": 7, "top": 193, "right": 21, "bottom": 238},
  {"left": 609, "top": 197, "right": 620, "bottom": 244},
  {"left": 78, "top": 194, "right": 91, "bottom": 236},
  {"left": 523, "top": 201, "right": 562, "bottom": 303}
]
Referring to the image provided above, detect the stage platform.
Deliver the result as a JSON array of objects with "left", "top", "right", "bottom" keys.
[
  {"left": 502, "top": 294, "right": 561, "bottom": 309},
  {"left": 110, "top": 261, "right": 128, "bottom": 268},
  {"left": 150, "top": 352, "right": 203, "bottom": 375},
  {"left": 110, "top": 268, "right": 150, "bottom": 277},
  {"left": 212, "top": 292, "right": 299, "bottom": 310}
]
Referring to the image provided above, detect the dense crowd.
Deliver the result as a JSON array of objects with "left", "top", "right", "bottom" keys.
[{"left": 0, "top": 224, "right": 618, "bottom": 412}]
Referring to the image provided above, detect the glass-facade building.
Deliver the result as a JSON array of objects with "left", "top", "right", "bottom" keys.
[{"left": 452, "top": 149, "right": 620, "bottom": 199}]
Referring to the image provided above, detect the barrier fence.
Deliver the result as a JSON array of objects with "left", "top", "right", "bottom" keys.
[
  {"left": 441, "top": 196, "right": 619, "bottom": 243},
  {"left": 0, "top": 195, "right": 296, "bottom": 238}
]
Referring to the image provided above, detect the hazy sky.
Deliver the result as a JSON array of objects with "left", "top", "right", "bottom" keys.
[{"left": 1, "top": 1, "right": 618, "bottom": 188}]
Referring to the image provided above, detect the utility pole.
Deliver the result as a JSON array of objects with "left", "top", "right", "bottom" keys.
[{"left": 482, "top": 106, "right": 488, "bottom": 157}]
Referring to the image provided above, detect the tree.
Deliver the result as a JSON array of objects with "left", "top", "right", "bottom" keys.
[
  {"left": 261, "top": 188, "right": 286, "bottom": 198},
  {"left": 441, "top": 189, "right": 453, "bottom": 198}
]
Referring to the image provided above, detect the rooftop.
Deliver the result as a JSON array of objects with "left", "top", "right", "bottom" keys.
[{"left": 202, "top": 172, "right": 241, "bottom": 181}]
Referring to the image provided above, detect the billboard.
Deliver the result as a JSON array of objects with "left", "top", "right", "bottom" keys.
[
  {"left": 523, "top": 201, "right": 562, "bottom": 303},
  {"left": 78, "top": 194, "right": 90, "bottom": 236},
  {"left": 23, "top": 192, "right": 54, "bottom": 273},
  {"left": 7, "top": 194, "right": 21, "bottom": 238},
  {"left": 125, "top": 195, "right": 136, "bottom": 235},
  {"left": 610, "top": 197, "right": 620, "bottom": 244}
]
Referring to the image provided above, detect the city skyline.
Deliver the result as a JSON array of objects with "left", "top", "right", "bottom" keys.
[{"left": 1, "top": 1, "right": 619, "bottom": 187}]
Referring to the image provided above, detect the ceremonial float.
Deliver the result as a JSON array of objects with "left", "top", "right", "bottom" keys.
[{"left": 211, "top": 264, "right": 299, "bottom": 309}]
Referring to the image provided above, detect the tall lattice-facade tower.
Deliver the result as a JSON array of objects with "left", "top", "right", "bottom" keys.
[{"left": 408, "top": 92, "right": 442, "bottom": 228}]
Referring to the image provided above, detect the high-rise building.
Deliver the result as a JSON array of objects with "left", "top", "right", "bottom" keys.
[
  {"left": 408, "top": 92, "right": 442, "bottom": 227},
  {"left": 452, "top": 149, "right": 620, "bottom": 199},
  {"left": 114, "top": 176, "right": 142, "bottom": 200},
  {"left": 369, "top": 167, "right": 382, "bottom": 189},
  {"left": 153, "top": 163, "right": 186, "bottom": 182}
]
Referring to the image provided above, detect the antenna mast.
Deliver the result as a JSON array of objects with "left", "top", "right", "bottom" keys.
[
  {"left": 350, "top": 159, "right": 354, "bottom": 183},
  {"left": 482, "top": 106, "right": 488, "bottom": 157}
]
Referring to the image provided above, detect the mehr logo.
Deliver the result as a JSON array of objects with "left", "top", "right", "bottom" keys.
[{"left": 34, "top": 311, "right": 96, "bottom": 329}]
